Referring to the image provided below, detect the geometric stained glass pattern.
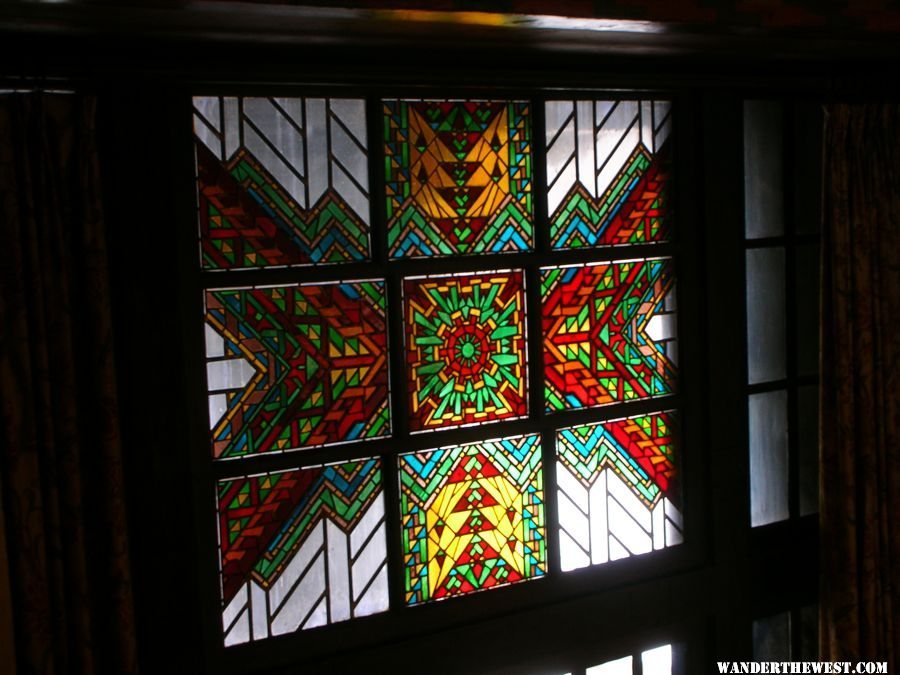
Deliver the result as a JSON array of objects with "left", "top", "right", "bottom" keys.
[
  {"left": 194, "top": 97, "right": 370, "bottom": 269},
  {"left": 384, "top": 100, "right": 533, "bottom": 257},
  {"left": 399, "top": 434, "right": 545, "bottom": 605},
  {"left": 545, "top": 100, "right": 672, "bottom": 249},
  {"left": 541, "top": 259, "right": 677, "bottom": 412},
  {"left": 205, "top": 280, "right": 390, "bottom": 458},
  {"left": 403, "top": 270, "right": 528, "bottom": 432},
  {"left": 556, "top": 413, "right": 682, "bottom": 572},
  {"left": 218, "top": 458, "right": 388, "bottom": 645}
]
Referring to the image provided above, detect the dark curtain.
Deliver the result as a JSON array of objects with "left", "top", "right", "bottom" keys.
[
  {"left": 0, "top": 94, "right": 138, "bottom": 674},
  {"left": 821, "top": 104, "right": 900, "bottom": 665}
]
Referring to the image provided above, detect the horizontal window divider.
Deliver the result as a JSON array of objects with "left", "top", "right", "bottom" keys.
[
  {"left": 193, "top": 245, "right": 678, "bottom": 289},
  {"left": 539, "top": 395, "right": 681, "bottom": 430},
  {"left": 204, "top": 393, "right": 682, "bottom": 480},
  {"left": 746, "top": 374, "right": 818, "bottom": 395},
  {"left": 744, "top": 232, "right": 819, "bottom": 249},
  {"left": 207, "top": 438, "right": 401, "bottom": 479},
  {"left": 195, "top": 261, "right": 390, "bottom": 288}
]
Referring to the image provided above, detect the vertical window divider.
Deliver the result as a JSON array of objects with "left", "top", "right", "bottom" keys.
[{"left": 529, "top": 95, "right": 560, "bottom": 578}]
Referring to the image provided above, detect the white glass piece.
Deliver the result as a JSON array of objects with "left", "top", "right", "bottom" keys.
[
  {"left": 652, "top": 499, "right": 666, "bottom": 550},
  {"left": 301, "top": 595, "right": 328, "bottom": 631},
  {"left": 332, "top": 163, "right": 369, "bottom": 229},
  {"left": 589, "top": 471, "right": 610, "bottom": 565},
  {"left": 304, "top": 98, "right": 328, "bottom": 207},
  {"left": 222, "top": 582, "right": 248, "bottom": 634},
  {"left": 251, "top": 580, "right": 268, "bottom": 640},
  {"left": 205, "top": 323, "right": 224, "bottom": 358},
  {"left": 351, "top": 521, "right": 387, "bottom": 603},
  {"left": 350, "top": 492, "right": 385, "bottom": 556},
  {"left": 642, "top": 644, "right": 672, "bottom": 675},
  {"left": 223, "top": 97, "right": 240, "bottom": 159},
  {"left": 586, "top": 654, "right": 633, "bottom": 675},
  {"left": 646, "top": 312, "right": 677, "bottom": 342},
  {"left": 326, "top": 520, "right": 351, "bottom": 623},
  {"left": 207, "top": 357, "right": 256, "bottom": 392},
  {"left": 271, "top": 551, "right": 325, "bottom": 636},
  {"left": 243, "top": 117, "right": 306, "bottom": 209},
  {"left": 354, "top": 560, "right": 389, "bottom": 617},
  {"left": 746, "top": 247, "right": 786, "bottom": 384},
  {"left": 665, "top": 516, "right": 684, "bottom": 546},
  {"left": 750, "top": 390, "right": 789, "bottom": 527},
  {"left": 269, "top": 520, "right": 323, "bottom": 614},
  {"left": 653, "top": 100, "right": 672, "bottom": 150},
  {"left": 577, "top": 100, "right": 598, "bottom": 198},
  {"left": 559, "top": 528, "right": 591, "bottom": 572},
  {"left": 596, "top": 101, "right": 640, "bottom": 201},
  {"left": 547, "top": 157, "right": 578, "bottom": 218},
  {"left": 545, "top": 100, "right": 574, "bottom": 146},
  {"left": 208, "top": 394, "right": 227, "bottom": 430},
  {"left": 744, "top": 100, "right": 784, "bottom": 239},
  {"left": 608, "top": 535, "right": 630, "bottom": 561},
  {"left": 607, "top": 469, "right": 652, "bottom": 532},
  {"left": 641, "top": 100, "right": 655, "bottom": 153},
  {"left": 224, "top": 607, "right": 250, "bottom": 647}
]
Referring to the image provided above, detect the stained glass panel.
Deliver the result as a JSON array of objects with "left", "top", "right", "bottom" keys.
[
  {"left": 205, "top": 280, "right": 390, "bottom": 458},
  {"left": 545, "top": 100, "right": 671, "bottom": 249},
  {"left": 556, "top": 413, "right": 682, "bottom": 571},
  {"left": 541, "top": 259, "right": 677, "bottom": 412},
  {"left": 399, "top": 434, "right": 546, "bottom": 605},
  {"left": 218, "top": 458, "right": 388, "bottom": 645},
  {"left": 194, "top": 96, "right": 371, "bottom": 269},
  {"left": 403, "top": 270, "right": 528, "bottom": 432},
  {"left": 384, "top": 99, "right": 533, "bottom": 257}
]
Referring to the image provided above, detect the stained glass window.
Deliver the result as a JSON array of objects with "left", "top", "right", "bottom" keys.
[
  {"left": 191, "top": 93, "right": 686, "bottom": 651},
  {"left": 205, "top": 280, "right": 390, "bottom": 458},
  {"left": 194, "top": 96, "right": 371, "bottom": 269},
  {"left": 217, "top": 458, "right": 388, "bottom": 645},
  {"left": 541, "top": 259, "right": 677, "bottom": 412},
  {"left": 545, "top": 100, "right": 671, "bottom": 249},
  {"left": 384, "top": 99, "right": 533, "bottom": 257},
  {"left": 403, "top": 270, "right": 528, "bottom": 432},
  {"left": 399, "top": 434, "right": 546, "bottom": 604},
  {"left": 556, "top": 412, "right": 682, "bottom": 570}
]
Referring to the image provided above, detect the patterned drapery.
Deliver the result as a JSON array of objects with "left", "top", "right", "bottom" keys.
[
  {"left": 821, "top": 103, "right": 900, "bottom": 665},
  {"left": 0, "top": 93, "right": 139, "bottom": 675}
]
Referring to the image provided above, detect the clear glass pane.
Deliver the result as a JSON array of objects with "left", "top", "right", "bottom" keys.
[
  {"left": 744, "top": 100, "right": 784, "bottom": 239},
  {"left": 753, "top": 611, "right": 791, "bottom": 660},
  {"left": 795, "top": 243, "right": 820, "bottom": 377},
  {"left": 798, "top": 385, "right": 819, "bottom": 516},
  {"left": 746, "top": 247, "right": 786, "bottom": 385},
  {"left": 642, "top": 644, "right": 672, "bottom": 675},
  {"left": 750, "top": 390, "right": 789, "bottom": 527},
  {"left": 586, "top": 655, "right": 632, "bottom": 675}
]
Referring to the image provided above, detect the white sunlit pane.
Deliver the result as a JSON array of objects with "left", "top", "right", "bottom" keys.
[
  {"left": 744, "top": 100, "right": 784, "bottom": 239},
  {"left": 746, "top": 247, "right": 786, "bottom": 385},
  {"left": 750, "top": 390, "right": 789, "bottom": 527},
  {"left": 586, "top": 654, "right": 632, "bottom": 675},
  {"left": 642, "top": 644, "right": 672, "bottom": 675}
]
